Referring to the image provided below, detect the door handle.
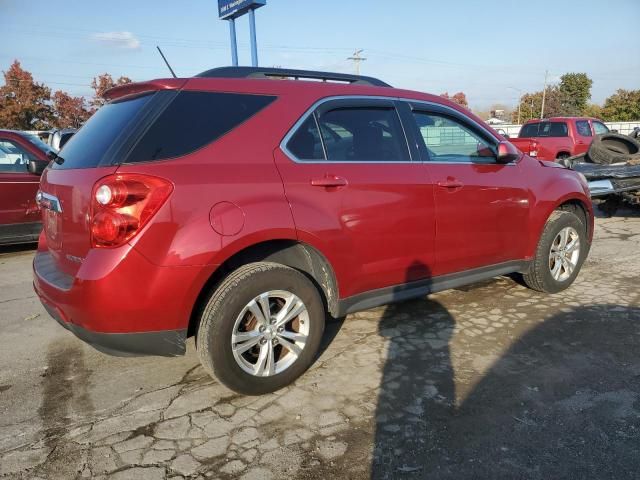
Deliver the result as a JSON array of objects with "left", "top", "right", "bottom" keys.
[
  {"left": 437, "top": 180, "right": 464, "bottom": 189},
  {"left": 311, "top": 175, "right": 348, "bottom": 188}
]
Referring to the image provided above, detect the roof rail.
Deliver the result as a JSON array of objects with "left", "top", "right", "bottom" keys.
[{"left": 195, "top": 66, "right": 391, "bottom": 87}]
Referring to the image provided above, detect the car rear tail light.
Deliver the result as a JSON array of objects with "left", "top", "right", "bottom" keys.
[
  {"left": 529, "top": 141, "right": 538, "bottom": 157},
  {"left": 90, "top": 174, "right": 173, "bottom": 248}
]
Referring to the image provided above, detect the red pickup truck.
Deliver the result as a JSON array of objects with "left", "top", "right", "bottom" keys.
[{"left": 509, "top": 117, "right": 610, "bottom": 161}]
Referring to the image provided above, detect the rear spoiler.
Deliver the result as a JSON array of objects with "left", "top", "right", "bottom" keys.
[{"left": 103, "top": 78, "right": 188, "bottom": 101}]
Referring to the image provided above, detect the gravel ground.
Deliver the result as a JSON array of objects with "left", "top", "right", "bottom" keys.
[{"left": 1, "top": 208, "right": 639, "bottom": 480}]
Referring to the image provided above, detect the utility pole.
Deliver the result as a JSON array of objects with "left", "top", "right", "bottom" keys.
[
  {"left": 540, "top": 69, "right": 548, "bottom": 120},
  {"left": 347, "top": 49, "right": 366, "bottom": 75}
]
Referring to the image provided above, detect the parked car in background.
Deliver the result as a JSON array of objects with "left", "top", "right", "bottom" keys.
[
  {"left": 33, "top": 67, "right": 593, "bottom": 395},
  {"left": 510, "top": 117, "right": 610, "bottom": 161},
  {"left": 49, "top": 128, "right": 77, "bottom": 151},
  {"left": 0, "top": 130, "right": 52, "bottom": 245}
]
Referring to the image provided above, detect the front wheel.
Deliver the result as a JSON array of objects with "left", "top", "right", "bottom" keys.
[
  {"left": 196, "top": 262, "right": 325, "bottom": 395},
  {"left": 523, "top": 210, "right": 588, "bottom": 293}
]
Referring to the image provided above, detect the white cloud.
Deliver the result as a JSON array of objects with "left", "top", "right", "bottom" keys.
[{"left": 91, "top": 31, "right": 141, "bottom": 50}]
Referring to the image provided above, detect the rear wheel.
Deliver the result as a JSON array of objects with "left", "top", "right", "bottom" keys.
[
  {"left": 523, "top": 210, "right": 588, "bottom": 293},
  {"left": 196, "top": 262, "right": 325, "bottom": 395}
]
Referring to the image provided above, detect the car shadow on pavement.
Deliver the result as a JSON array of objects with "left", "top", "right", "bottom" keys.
[{"left": 372, "top": 274, "right": 640, "bottom": 479}]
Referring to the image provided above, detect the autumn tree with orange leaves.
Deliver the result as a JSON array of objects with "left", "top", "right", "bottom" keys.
[
  {"left": 440, "top": 91, "right": 469, "bottom": 109},
  {"left": 51, "top": 90, "right": 92, "bottom": 128},
  {"left": 90, "top": 73, "right": 133, "bottom": 109},
  {"left": 0, "top": 60, "right": 53, "bottom": 130}
]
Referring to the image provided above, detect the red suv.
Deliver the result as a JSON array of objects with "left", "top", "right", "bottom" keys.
[{"left": 33, "top": 67, "right": 593, "bottom": 394}]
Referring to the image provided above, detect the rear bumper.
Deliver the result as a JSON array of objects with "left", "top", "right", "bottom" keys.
[
  {"left": 33, "top": 243, "right": 216, "bottom": 357},
  {"left": 42, "top": 298, "right": 186, "bottom": 356}
]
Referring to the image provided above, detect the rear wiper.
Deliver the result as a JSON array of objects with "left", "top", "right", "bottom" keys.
[{"left": 47, "top": 150, "right": 65, "bottom": 165}]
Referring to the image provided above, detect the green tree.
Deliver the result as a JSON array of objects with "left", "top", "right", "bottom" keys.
[
  {"left": 558, "top": 73, "right": 592, "bottom": 115},
  {"left": 601, "top": 89, "right": 640, "bottom": 121},
  {"left": 0, "top": 60, "right": 52, "bottom": 129},
  {"left": 582, "top": 103, "right": 603, "bottom": 119},
  {"left": 512, "top": 86, "right": 563, "bottom": 123}
]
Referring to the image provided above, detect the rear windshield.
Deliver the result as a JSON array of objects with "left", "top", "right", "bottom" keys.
[
  {"left": 52, "top": 93, "right": 154, "bottom": 169},
  {"left": 51, "top": 90, "right": 276, "bottom": 169},
  {"left": 519, "top": 121, "right": 568, "bottom": 138}
]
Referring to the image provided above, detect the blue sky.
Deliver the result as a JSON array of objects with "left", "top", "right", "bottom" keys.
[{"left": 1, "top": 0, "right": 639, "bottom": 110}]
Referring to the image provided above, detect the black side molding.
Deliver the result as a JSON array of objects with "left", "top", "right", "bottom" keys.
[{"left": 337, "top": 260, "right": 530, "bottom": 316}]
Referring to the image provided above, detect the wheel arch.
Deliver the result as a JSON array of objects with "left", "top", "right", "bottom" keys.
[
  {"left": 528, "top": 194, "right": 593, "bottom": 259},
  {"left": 188, "top": 239, "right": 339, "bottom": 337}
]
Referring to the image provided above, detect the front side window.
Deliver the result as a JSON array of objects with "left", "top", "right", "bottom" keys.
[
  {"left": 592, "top": 121, "right": 609, "bottom": 135},
  {"left": 0, "top": 139, "right": 32, "bottom": 173},
  {"left": 316, "top": 107, "right": 410, "bottom": 162},
  {"left": 413, "top": 112, "right": 496, "bottom": 163},
  {"left": 576, "top": 120, "right": 592, "bottom": 137}
]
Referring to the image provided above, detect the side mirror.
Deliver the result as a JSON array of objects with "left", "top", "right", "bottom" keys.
[
  {"left": 28, "top": 159, "right": 47, "bottom": 175},
  {"left": 610, "top": 129, "right": 618, "bottom": 134},
  {"left": 496, "top": 141, "right": 521, "bottom": 164}
]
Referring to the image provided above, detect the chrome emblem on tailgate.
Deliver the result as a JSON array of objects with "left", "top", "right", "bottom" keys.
[{"left": 36, "top": 191, "right": 63, "bottom": 213}]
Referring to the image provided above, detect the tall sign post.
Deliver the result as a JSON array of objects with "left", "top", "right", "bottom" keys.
[{"left": 218, "top": 0, "right": 266, "bottom": 67}]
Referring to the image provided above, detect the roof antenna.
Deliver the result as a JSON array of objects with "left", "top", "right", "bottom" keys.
[{"left": 156, "top": 46, "right": 177, "bottom": 78}]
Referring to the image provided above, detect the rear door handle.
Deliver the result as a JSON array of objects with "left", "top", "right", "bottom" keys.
[
  {"left": 311, "top": 175, "right": 348, "bottom": 188},
  {"left": 437, "top": 180, "right": 464, "bottom": 189}
]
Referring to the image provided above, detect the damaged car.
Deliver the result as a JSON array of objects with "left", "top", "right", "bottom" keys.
[{"left": 561, "top": 132, "right": 640, "bottom": 211}]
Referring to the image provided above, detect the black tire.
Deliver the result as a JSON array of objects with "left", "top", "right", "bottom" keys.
[
  {"left": 556, "top": 152, "right": 570, "bottom": 160},
  {"left": 588, "top": 133, "right": 640, "bottom": 165},
  {"left": 523, "top": 210, "right": 588, "bottom": 293},
  {"left": 196, "top": 262, "right": 325, "bottom": 395}
]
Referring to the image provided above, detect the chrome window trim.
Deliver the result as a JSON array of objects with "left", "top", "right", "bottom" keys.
[
  {"left": 279, "top": 95, "right": 516, "bottom": 166},
  {"left": 280, "top": 95, "right": 417, "bottom": 164}
]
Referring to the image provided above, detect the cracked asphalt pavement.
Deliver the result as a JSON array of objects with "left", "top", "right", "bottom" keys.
[{"left": 1, "top": 208, "right": 639, "bottom": 479}]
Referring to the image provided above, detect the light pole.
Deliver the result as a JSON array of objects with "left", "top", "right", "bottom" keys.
[{"left": 507, "top": 86, "right": 523, "bottom": 125}]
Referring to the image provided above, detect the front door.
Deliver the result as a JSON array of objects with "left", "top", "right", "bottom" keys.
[
  {"left": 0, "top": 138, "right": 41, "bottom": 242},
  {"left": 275, "top": 98, "right": 436, "bottom": 298},
  {"left": 407, "top": 104, "right": 529, "bottom": 277}
]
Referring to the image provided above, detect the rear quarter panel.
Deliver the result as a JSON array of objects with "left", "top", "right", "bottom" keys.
[{"left": 120, "top": 90, "right": 311, "bottom": 267}]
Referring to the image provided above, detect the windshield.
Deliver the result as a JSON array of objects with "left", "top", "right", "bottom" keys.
[{"left": 20, "top": 133, "right": 57, "bottom": 153}]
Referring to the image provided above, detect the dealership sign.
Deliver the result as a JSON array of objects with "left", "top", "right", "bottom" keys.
[{"left": 218, "top": 0, "right": 266, "bottom": 19}]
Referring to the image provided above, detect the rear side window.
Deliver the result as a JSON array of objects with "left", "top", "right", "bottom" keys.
[
  {"left": 126, "top": 92, "right": 276, "bottom": 163},
  {"left": 287, "top": 116, "right": 324, "bottom": 160},
  {"left": 576, "top": 120, "right": 592, "bottom": 137},
  {"left": 519, "top": 121, "right": 568, "bottom": 138},
  {"left": 52, "top": 93, "right": 154, "bottom": 169}
]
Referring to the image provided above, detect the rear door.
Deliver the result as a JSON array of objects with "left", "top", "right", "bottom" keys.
[
  {"left": 0, "top": 137, "right": 41, "bottom": 242},
  {"left": 407, "top": 102, "right": 529, "bottom": 276},
  {"left": 275, "top": 98, "right": 436, "bottom": 298},
  {"left": 574, "top": 120, "right": 593, "bottom": 155}
]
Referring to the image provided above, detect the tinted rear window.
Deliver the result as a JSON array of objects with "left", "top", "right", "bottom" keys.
[
  {"left": 52, "top": 93, "right": 154, "bottom": 169},
  {"left": 519, "top": 121, "right": 568, "bottom": 138},
  {"left": 125, "top": 91, "right": 276, "bottom": 163}
]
